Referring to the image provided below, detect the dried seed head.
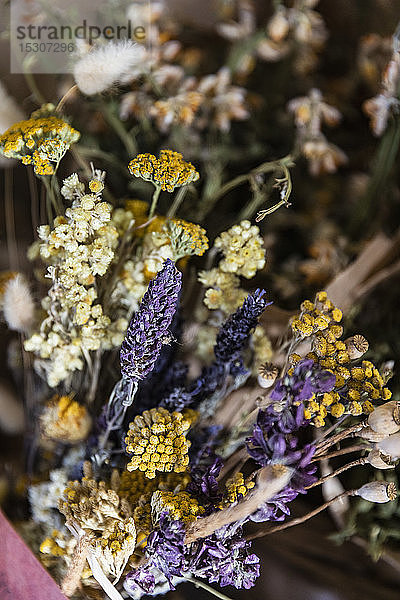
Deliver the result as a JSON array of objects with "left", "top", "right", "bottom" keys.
[
  {"left": 258, "top": 363, "right": 279, "bottom": 388},
  {"left": 357, "top": 481, "right": 397, "bottom": 503},
  {"left": 345, "top": 335, "right": 369, "bottom": 360},
  {"left": 358, "top": 426, "right": 386, "bottom": 443},
  {"left": 366, "top": 449, "right": 395, "bottom": 470},
  {"left": 368, "top": 401, "right": 400, "bottom": 435},
  {"left": 377, "top": 432, "right": 400, "bottom": 461}
]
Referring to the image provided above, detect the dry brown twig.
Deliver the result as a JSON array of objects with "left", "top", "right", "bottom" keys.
[{"left": 185, "top": 464, "right": 292, "bottom": 544}]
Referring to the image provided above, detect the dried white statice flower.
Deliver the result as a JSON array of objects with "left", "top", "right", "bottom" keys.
[
  {"left": 2, "top": 274, "right": 35, "bottom": 333},
  {"left": 0, "top": 381, "right": 24, "bottom": 434},
  {"left": 73, "top": 40, "right": 146, "bottom": 95}
]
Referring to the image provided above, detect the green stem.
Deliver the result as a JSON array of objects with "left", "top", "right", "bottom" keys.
[
  {"left": 167, "top": 186, "right": 189, "bottom": 218},
  {"left": 23, "top": 68, "right": 46, "bottom": 105},
  {"left": 149, "top": 185, "right": 161, "bottom": 219},
  {"left": 102, "top": 102, "right": 137, "bottom": 156},
  {"left": 185, "top": 577, "right": 234, "bottom": 600}
]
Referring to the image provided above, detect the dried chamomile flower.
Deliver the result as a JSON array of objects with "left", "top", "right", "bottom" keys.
[
  {"left": 40, "top": 395, "right": 91, "bottom": 444},
  {"left": 0, "top": 111, "right": 80, "bottom": 175},
  {"left": 219, "top": 472, "right": 255, "bottom": 508},
  {"left": 128, "top": 150, "right": 199, "bottom": 192},
  {"left": 125, "top": 408, "right": 196, "bottom": 479},
  {"left": 151, "top": 490, "right": 204, "bottom": 524},
  {"left": 165, "top": 218, "right": 209, "bottom": 260},
  {"left": 214, "top": 220, "right": 266, "bottom": 279}
]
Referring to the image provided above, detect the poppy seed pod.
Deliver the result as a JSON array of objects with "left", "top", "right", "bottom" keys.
[
  {"left": 344, "top": 335, "right": 369, "bottom": 360},
  {"left": 377, "top": 432, "right": 400, "bottom": 461},
  {"left": 356, "top": 481, "right": 397, "bottom": 503},
  {"left": 358, "top": 426, "right": 386, "bottom": 443},
  {"left": 258, "top": 363, "right": 279, "bottom": 388},
  {"left": 368, "top": 401, "right": 400, "bottom": 435},
  {"left": 366, "top": 449, "right": 394, "bottom": 470}
]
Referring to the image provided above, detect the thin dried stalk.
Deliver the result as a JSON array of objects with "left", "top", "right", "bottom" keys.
[
  {"left": 61, "top": 533, "right": 92, "bottom": 597},
  {"left": 185, "top": 464, "right": 292, "bottom": 544}
]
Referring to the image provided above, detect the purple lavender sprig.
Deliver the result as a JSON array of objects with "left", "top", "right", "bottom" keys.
[
  {"left": 120, "top": 259, "right": 182, "bottom": 382},
  {"left": 246, "top": 359, "right": 336, "bottom": 522},
  {"left": 214, "top": 288, "right": 270, "bottom": 371}
]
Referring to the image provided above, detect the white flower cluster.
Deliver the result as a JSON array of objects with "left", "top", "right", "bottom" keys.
[
  {"left": 214, "top": 220, "right": 266, "bottom": 279},
  {"left": 25, "top": 171, "right": 127, "bottom": 387}
]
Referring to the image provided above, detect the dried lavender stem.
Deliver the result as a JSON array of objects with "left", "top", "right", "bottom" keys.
[
  {"left": 311, "top": 444, "right": 367, "bottom": 462},
  {"left": 185, "top": 464, "right": 292, "bottom": 544},
  {"left": 246, "top": 490, "right": 356, "bottom": 541},
  {"left": 306, "top": 457, "right": 367, "bottom": 489},
  {"left": 186, "top": 576, "right": 234, "bottom": 600},
  {"left": 61, "top": 533, "right": 91, "bottom": 597}
]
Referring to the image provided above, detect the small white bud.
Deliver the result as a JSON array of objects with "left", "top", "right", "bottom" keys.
[
  {"left": 366, "top": 449, "right": 395, "bottom": 470},
  {"left": 377, "top": 432, "right": 400, "bottom": 461},
  {"left": 267, "top": 9, "right": 290, "bottom": 43},
  {"left": 368, "top": 401, "right": 400, "bottom": 435},
  {"left": 356, "top": 481, "right": 397, "bottom": 503}
]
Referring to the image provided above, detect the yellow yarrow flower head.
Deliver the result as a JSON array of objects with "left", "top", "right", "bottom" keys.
[
  {"left": 0, "top": 110, "right": 80, "bottom": 176},
  {"left": 219, "top": 472, "right": 255, "bottom": 508},
  {"left": 151, "top": 490, "right": 205, "bottom": 524},
  {"left": 125, "top": 407, "right": 197, "bottom": 479},
  {"left": 165, "top": 218, "right": 209, "bottom": 260},
  {"left": 128, "top": 150, "right": 199, "bottom": 192}
]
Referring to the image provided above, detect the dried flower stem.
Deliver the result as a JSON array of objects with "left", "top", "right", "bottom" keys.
[
  {"left": 61, "top": 533, "right": 92, "bottom": 597},
  {"left": 311, "top": 444, "right": 367, "bottom": 462},
  {"left": 186, "top": 576, "right": 234, "bottom": 600},
  {"left": 185, "top": 464, "right": 292, "bottom": 544},
  {"left": 167, "top": 184, "right": 189, "bottom": 217},
  {"left": 246, "top": 490, "right": 356, "bottom": 541},
  {"left": 306, "top": 457, "right": 367, "bottom": 489},
  {"left": 56, "top": 84, "right": 78, "bottom": 113},
  {"left": 314, "top": 422, "right": 366, "bottom": 457},
  {"left": 149, "top": 185, "right": 161, "bottom": 219}
]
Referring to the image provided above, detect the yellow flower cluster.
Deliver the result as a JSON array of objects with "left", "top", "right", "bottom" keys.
[
  {"left": 219, "top": 472, "right": 255, "bottom": 508},
  {"left": 40, "top": 532, "right": 66, "bottom": 557},
  {"left": 0, "top": 114, "right": 80, "bottom": 175},
  {"left": 151, "top": 490, "right": 205, "bottom": 524},
  {"left": 125, "top": 408, "right": 197, "bottom": 479},
  {"left": 40, "top": 395, "right": 91, "bottom": 444},
  {"left": 214, "top": 220, "right": 266, "bottom": 279},
  {"left": 95, "top": 518, "right": 136, "bottom": 580},
  {"left": 290, "top": 292, "right": 391, "bottom": 426},
  {"left": 128, "top": 150, "right": 199, "bottom": 192},
  {"left": 165, "top": 218, "right": 209, "bottom": 261}
]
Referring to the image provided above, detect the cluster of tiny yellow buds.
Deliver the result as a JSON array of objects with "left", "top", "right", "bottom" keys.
[
  {"left": 128, "top": 150, "right": 199, "bottom": 192},
  {"left": 291, "top": 295, "right": 391, "bottom": 426},
  {"left": 99, "top": 519, "right": 136, "bottom": 557},
  {"left": 214, "top": 220, "right": 266, "bottom": 279},
  {"left": 151, "top": 490, "right": 205, "bottom": 524},
  {"left": 165, "top": 218, "right": 209, "bottom": 260},
  {"left": 40, "top": 395, "right": 92, "bottom": 444},
  {"left": 125, "top": 408, "right": 197, "bottom": 479},
  {"left": 219, "top": 473, "right": 255, "bottom": 508},
  {"left": 40, "top": 533, "right": 66, "bottom": 557},
  {"left": 291, "top": 291, "right": 342, "bottom": 340},
  {"left": 0, "top": 114, "right": 80, "bottom": 175}
]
